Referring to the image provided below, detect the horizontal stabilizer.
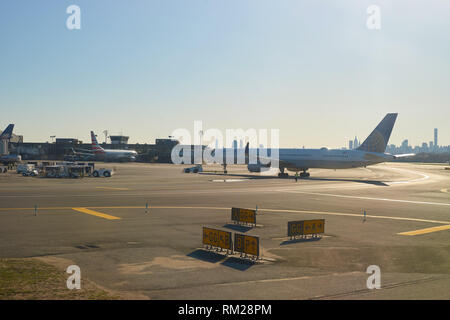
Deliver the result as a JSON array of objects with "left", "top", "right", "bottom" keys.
[{"left": 393, "top": 153, "right": 415, "bottom": 158}]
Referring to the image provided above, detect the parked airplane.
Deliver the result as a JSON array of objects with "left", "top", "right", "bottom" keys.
[
  {"left": 0, "top": 124, "right": 22, "bottom": 164},
  {"left": 245, "top": 113, "right": 413, "bottom": 178},
  {"left": 90, "top": 131, "right": 137, "bottom": 162}
]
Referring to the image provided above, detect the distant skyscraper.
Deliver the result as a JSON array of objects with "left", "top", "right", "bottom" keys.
[
  {"left": 349, "top": 140, "right": 353, "bottom": 150},
  {"left": 401, "top": 139, "right": 409, "bottom": 153},
  {"left": 401, "top": 139, "right": 408, "bottom": 147},
  {"left": 434, "top": 128, "right": 438, "bottom": 147},
  {"left": 353, "top": 137, "right": 359, "bottom": 149}
]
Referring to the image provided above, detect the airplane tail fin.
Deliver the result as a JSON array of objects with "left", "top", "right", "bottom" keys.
[
  {"left": 357, "top": 113, "right": 398, "bottom": 153},
  {"left": 0, "top": 124, "right": 14, "bottom": 139},
  {"left": 91, "top": 131, "right": 105, "bottom": 154}
]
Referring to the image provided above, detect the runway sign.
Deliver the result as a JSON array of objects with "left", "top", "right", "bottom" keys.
[
  {"left": 231, "top": 207, "right": 256, "bottom": 224},
  {"left": 288, "top": 219, "right": 325, "bottom": 236},
  {"left": 202, "top": 227, "right": 232, "bottom": 250},
  {"left": 287, "top": 221, "right": 304, "bottom": 237},
  {"left": 234, "top": 233, "right": 259, "bottom": 256}
]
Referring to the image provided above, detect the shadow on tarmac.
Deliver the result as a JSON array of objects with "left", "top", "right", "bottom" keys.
[
  {"left": 200, "top": 172, "right": 279, "bottom": 180},
  {"left": 280, "top": 237, "right": 322, "bottom": 245},
  {"left": 222, "top": 224, "right": 253, "bottom": 233},
  {"left": 187, "top": 249, "right": 226, "bottom": 263},
  {"left": 200, "top": 172, "right": 389, "bottom": 186},
  {"left": 307, "top": 177, "right": 389, "bottom": 186},
  {"left": 187, "top": 249, "right": 256, "bottom": 271},
  {"left": 220, "top": 257, "right": 255, "bottom": 271}
]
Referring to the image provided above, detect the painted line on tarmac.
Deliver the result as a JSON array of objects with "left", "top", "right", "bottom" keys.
[
  {"left": 1, "top": 206, "right": 449, "bottom": 225},
  {"left": 211, "top": 179, "right": 248, "bottom": 182},
  {"left": 258, "top": 208, "right": 450, "bottom": 225},
  {"left": 95, "top": 187, "right": 130, "bottom": 191},
  {"left": 383, "top": 167, "right": 430, "bottom": 185},
  {"left": 441, "top": 188, "right": 449, "bottom": 193},
  {"left": 72, "top": 207, "right": 121, "bottom": 220},
  {"left": 215, "top": 271, "right": 362, "bottom": 287},
  {"left": 0, "top": 207, "right": 75, "bottom": 211},
  {"left": 0, "top": 206, "right": 231, "bottom": 211},
  {"left": 398, "top": 225, "right": 450, "bottom": 236},
  {"left": 276, "top": 190, "right": 450, "bottom": 207}
]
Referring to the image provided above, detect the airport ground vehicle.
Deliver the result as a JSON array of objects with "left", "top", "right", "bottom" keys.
[
  {"left": 183, "top": 165, "right": 203, "bottom": 173},
  {"left": 92, "top": 168, "right": 113, "bottom": 177},
  {"left": 22, "top": 169, "right": 39, "bottom": 177},
  {"left": 0, "top": 166, "right": 8, "bottom": 173},
  {"left": 44, "top": 164, "right": 93, "bottom": 178},
  {"left": 17, "top": 164, "right": 35, "bottom": 174}
]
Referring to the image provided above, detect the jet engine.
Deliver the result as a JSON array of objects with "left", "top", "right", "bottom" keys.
[{"left": 247, "top": 162, "right": 271, "bottom": 172}]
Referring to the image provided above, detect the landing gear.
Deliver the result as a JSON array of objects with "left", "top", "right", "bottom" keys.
[
  {"left": 278, "top": 168, "right": 288, "bottom": 178},
  {"left": 300, "top": 170, "right": 310, "bottom": 178}
]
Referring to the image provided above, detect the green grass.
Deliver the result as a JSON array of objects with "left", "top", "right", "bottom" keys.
[{"left": 0, "top": 258, "right": 119, "bottom": 300}]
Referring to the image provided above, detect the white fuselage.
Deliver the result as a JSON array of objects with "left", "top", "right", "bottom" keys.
[
  {"left": 276, "top": 148, "right": 395, "bottom": 171},
  {"left": 96, "top": 149, "right": 137, "bottom": 162}
]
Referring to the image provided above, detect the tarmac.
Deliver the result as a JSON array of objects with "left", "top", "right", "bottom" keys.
[{"left": 0, "top": 162, "right": 449, "bottom": 299}]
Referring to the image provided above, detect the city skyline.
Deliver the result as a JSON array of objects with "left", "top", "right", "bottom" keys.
[{"left": 347, "top": 127, "right": 449, "bottom": 154}]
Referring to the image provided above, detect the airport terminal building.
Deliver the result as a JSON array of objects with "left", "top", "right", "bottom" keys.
[{"left": 8, "top": 136, "right": 179, "bottom": 163}]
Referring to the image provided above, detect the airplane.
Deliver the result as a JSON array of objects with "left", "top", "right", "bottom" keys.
[
  {"left": 0, "top": 124, "right": 22, "bottom": 165},
  {"left": 89, "top": 131, "right": 137, "bottom": 162},
  {"left": 244, "top": 113, "right": 413, "bottom": 178}
]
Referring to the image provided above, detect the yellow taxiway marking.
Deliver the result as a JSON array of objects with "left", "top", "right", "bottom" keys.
[
  {"left": 398, "top": 225, "right": 450, "bottom": 236},
  {"left": 95, "top": 187, "right": 130, "bottom": 191},
  {"left": 441, "top": 188, "right": 449, "bottom": 193},
  {"left": 72, "top": 207, "right": 121, "bottom": 220},
  {"left": 1, "top": 206, "right": 450, "bottom": 225}
]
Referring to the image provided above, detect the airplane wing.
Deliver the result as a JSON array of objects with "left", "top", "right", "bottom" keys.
[
  {"left": 393, "top": 153, "right": 415, "bottom": 158},
  {"left": 73, "top": 147, "right": 94, "bottom": 153},
  {"left": 70, "top": 148, "right": 95, "bottom": 156}
]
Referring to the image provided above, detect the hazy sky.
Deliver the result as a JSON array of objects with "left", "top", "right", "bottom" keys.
[{"left": 1, "top": 0, "right": 449, "bottom": 148}]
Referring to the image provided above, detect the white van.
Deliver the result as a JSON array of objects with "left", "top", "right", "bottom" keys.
[{"left": 17, "top": 164, "right": 35, "bottom": 174}]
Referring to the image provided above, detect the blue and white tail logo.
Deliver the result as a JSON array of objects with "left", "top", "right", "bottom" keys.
[
  {"left": 357, "top": 113, "right": 397, "bottom": 153},
  {"left": 0, "top": 124, "right": 14, "bottom": 139}
]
